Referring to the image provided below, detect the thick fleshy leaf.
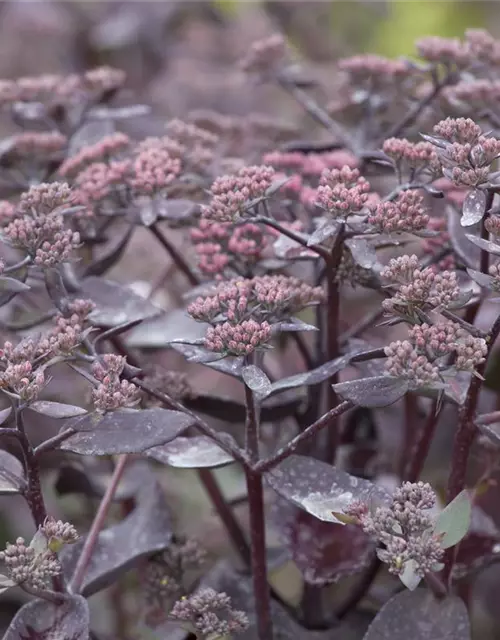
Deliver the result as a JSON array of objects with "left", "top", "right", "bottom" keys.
[
  {"left": 0, "top": 276, "right": 30, "bottom": 293},
  {"left": 272, "top": 318, "right": 318, "bottom": 332},
  {"left": 171, "top": 342, "right": 244, "bottom": 378},
  {"left": 156, "top": 198, "right": 200, "bottom": 223},
  {"left": 397, "top": 559, "right": 423, "bottom": 591},
  {"left": 345, "top": 237, "right": 379, "bottom": 269},
  {"left": 242, "top": 365, "right": 272, "bottom": 397},
  {"left": 80, "top": 276, "right": 162, "bottom": 327},
  {"left": 55, "top": 460, "right": 147, "bottom": 501},
  {"left": 83, "top": 224, "right": 134, "bottom": 277},
  {"left": 333, "top": 376, "right": 409, "bottom": 408},
  {"left": 308, "top": 218, "right": 340, "bottom": 246},
  {"left": 4, "top": 595, "right": 89, "bottom": 640},
  {"left": 273, "top": 231, "right": 318, "bottom": 260},
  {"left": 147, "top": 436, "right": 235, "bottom": 468},
  {"left": 266, "top": 455, "right": 391, "bottom": 523},
  {"left": 434, "top": 491, "right": 472, "bottom": 549},
  {"left": 465, "top": 233, "right": 500, "bottom": 256},
  {"left": 461, "top": 189, "right": 487, "bottom": 226},
  {"left": 29, "top": 401, "right": 87, "bottom": 419},
  {"left": 0, "top": 406, "right": 12, "bottom": 425},
  {"left": 0, "top": 450, "right": 25, "bottom": 495},
  {"left": 68, "top": 119, "right": 115, "bottom": 156},
  {"left": 186, "top": 393, "right": 303, "bottom": 424},
  {"left": 265, "top": 355, "right": 350, "bottom": 398},
  {"left": 275, "top": 501, "right": 374, "bottom": 585},
  {"left": 0, "top": 574, "right": 15, "bottom": 593},
  {"left": 476, "top": 420, "right": 500, "bottom": 446},
  {"left": 62, "top": 465, "right": 172, "bottom": 596},
  {"left": 126, "top": 309, "right": 208, "bottom": 348},
  {"left": 467, "top": 268, "right": 498, "bottom": 291},
  {"left": 0, "top": 266, "right": 28, "bottom": 308},
  {"left": 59, "top": 408, "right": 194, "bottom": 455},
  {"left": 363, "top": 589, "right": 470, "bottom": 640}
]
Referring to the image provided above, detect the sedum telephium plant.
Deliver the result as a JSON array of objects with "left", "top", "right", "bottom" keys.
[{"left": 5, "top": 27, "right": 500, "bottom": 640}]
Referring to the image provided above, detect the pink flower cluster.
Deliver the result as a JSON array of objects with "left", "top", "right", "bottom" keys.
[
  {"left": 346, "top": 482, "right": 444, "bottom": 579},
  {"left": 316, "top": 166, "right": 371, "bottom": 218},
  {"left": 191, "top": 219, "right": 270, "bottom": 277},
  {"left": 91, "top": 354, "right": 141, "bottom": 413},
  {"left": 165, "top": 120, "right": 218, "bottom": 173},
  {"left": 129, "top": 146, "right": 181, "bottom": 196},
  {"left": 488, "top": 263, "right": 500, "bottom": 291},
  {"left": 416, "top": 36, "right": 471, "bottom": 67},
  {"left": 202, "top": 165, "right": 275, "bottom": 222},
  {"left": 239, "top": 34, "right": 287, "bottom": 77},
  {"left": 382, "top": 138, "right": 440, "bottom": 174},
  {"left": 409, "top": 321, "right": 487, "bottom": 374},
  {"left": 0, "top": 66, "right": 125, "bottom": 107},
  {"left": 385, "top": 340, "right": 440, "bottom": 387},
  {"left": 382, "top": 254, "right": 460, "bottom": 315},
  {"left": 188, "top": 275, "right": 324, "bottom": 325},
  {"left": 72, "top": 160, "right": 131, "bottom": 212},
  {"left": 446, "top": 78, "right": 500, "bottom": 108},
  {"left": 204, "top": 319, "right": 272, "bottom": 356},
  {"left": 45, "top": 299, "right": 95, "bottom": 355},
  {"left": 4, "top": 185, "right": 80, "bottom": 267},
  {"left": 10, "top": 132, "right": 67, "bottom": 158},
  {"left": 338, "top": 54, "right": 409, "bottom": 82},
  {"left": 368, "top": 190, "right": 430, "bottom": 233},
  {"left": 0, "top": 338, "right": 46, "bottom": 402},
  {"left": 429, "top": 117, "right": 500, "bottom": 187},
  {"left": 486, "top": 215, "right": 500, "bottom": 237},
  {"left": 59, "top": 133, "right": 130, "bottom": 178}
]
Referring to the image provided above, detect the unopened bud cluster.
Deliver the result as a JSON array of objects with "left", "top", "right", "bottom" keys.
[
  {"left": 2, "top": 183, "right": 79, "bottom": 267},
  {"left": 316, "top": 166, "right": 371, "bottom": 218},
  {"left": 143, "top": 536, "right": 206, "bottom": 612},
  {"left": 239, "top": 33, "right": 287, "bottom": 78},
  {"left": 382, "top": 138, "right": 440, "bottom": 176},
  {"left": 202, "top": 165, "right": 275, "bottom": 223},
  {"left": 345, "top": 482, "right": 444, "bottom": 579},
  {"left": 188, "top": 275, "right": 323, "bottom": 357},
  {"left": 92, "top": 354, "right": 140, "bottom": 412},
  {"left": 382, "top": 254, "right": 460, "bottom": 317},
  {"left": 0, "top": 338, "right": 46, "bottom": 402},
  {"left": 368, "top": 190, "right": 430, "bottom": 233},
  {"left": 0, "top": 518, "right": 78, "bottom": 593},
  {"left": 191, "top": 219, "right": 271, "bottom": 278},
  {"left": 169, "top": 588, "right": 249, "bottom": 639},
  {"left": 428, "top": 117, "right": 500, "bottom": 187}
]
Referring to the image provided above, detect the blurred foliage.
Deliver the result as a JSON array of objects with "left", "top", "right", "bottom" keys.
[
  {"left": 212, "top": 0, "right": 491, "bottom": 60},
  {"left": 369, "top": 1, "right": 487, "bottom": 57}
]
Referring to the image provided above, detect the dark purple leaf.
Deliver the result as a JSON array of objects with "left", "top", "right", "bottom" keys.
[
  {"left": 465, "top": 233, "right": 500, "bottom": 256},
  {"left": 476, "top": 420, "right": 500, "bottom": 447},
  {"left": 308, "top": 218, "right": 340, "bottom": 246},
  {"left": 0, "top": 406, "right": 12, "bottom": 425},
  {"left": 275, "top": 501, "right": 374, "bottom": 585},
  {"left": 62, "top": 466, "right": 172, "bottom": 596},
  {"left": 55, "top": 460, "right": 146, "bottom": 501},
  {"left": 333, "top": 376, "right": 409, "bottom": 408},
  {"left": 147, "top": 435, "right": 234, "bottom": 468},
  {"left": 242, "top": 365, "right": 272, "bottom": 396},
  {"left": 266, "top": 455, "right": 391, "bottom": 523},
  {"left": 4, "top": 595, "right": 89, "bottom": 640},
  {"left": 156, "top": 198, "right": 200, "bottom": 223},
  {"left": 0, "top": 450, "right": 25, "bottom": 495},
  {"left": 272, "top": 318, "right": 318, "bottom": 332},
  {"left": 80, "top": 276, "right": 162, "bottom": 327},
  {"left": 266, "top": 355, "right": 350, "bottom": 397},
  {"left": 363, "top": 589, "right": 470, "bottom": 640},
  {"left": 266, "top": 175, "right": 292, "bottom": 197},
  {"left": 68, "top": 120, "right": 115, "bottom": 157},
  {"left": 185, "top": 393, "right": 303, "bottom": 423},
  {"left": 88, "top": 104, "right": 151, "bottom": 120},
  {"left": 273, "top": 232, "right": 318, "bottom": 260},
  {"left": 345, "top": 238, "right": 379, "bottom": 269},
  {"left": 447, "top": 205, "right": 479, "bottom": 268},
  {"left": 467, "top": 268, "right": 499, "bottom": 291},
  {"left": 83, "top": 224, "right": 134, "bottom": 277},
  {"left": 171, "top": 342, "right": 244, "bottom": 378},
  {"left": 126, "top": 309, "right": 208, "bottom": 348},
  {"left": 0, "top": 266, "right": 29, "bottom": 308},
  {"left": 59, "top": 408, "right": 194, "bottom": 455},
  {"left": 461, "top": 189, "right": 487, "bottom": 227},
  {"left": 0, "top": 277, "right": 30, "bottom": 293},
  {"left": 453, "top": 506, "right": 500, "bottom": 579},
  {"left": 28, "top": 401, "right": 87, "bottom": 419}
]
